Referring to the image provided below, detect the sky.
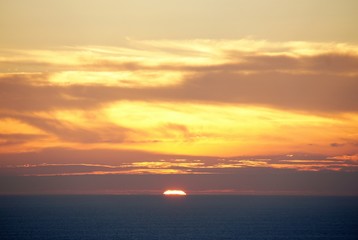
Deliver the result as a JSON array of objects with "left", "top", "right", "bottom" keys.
[{"left": 0, "top": 0, "right": 357, "bottom": 195}]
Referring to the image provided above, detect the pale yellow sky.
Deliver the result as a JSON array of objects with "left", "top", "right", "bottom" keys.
[{"left": 1, "top": 0, "right": 358, "bottom": 48}]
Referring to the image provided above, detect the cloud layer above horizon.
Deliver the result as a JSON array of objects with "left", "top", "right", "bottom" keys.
[
  {"left": 0, "top": 39, "right": 358, "bottom": 174},
  {"left": 0, "top": 39, "right": 358, "bottom": 194}
]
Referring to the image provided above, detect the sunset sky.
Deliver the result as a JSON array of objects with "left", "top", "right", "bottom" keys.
[{"left": 0, "top": 0, "right": 357, "bottom": 195}]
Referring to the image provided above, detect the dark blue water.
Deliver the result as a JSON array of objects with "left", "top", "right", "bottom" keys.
[{"left": 0, "top": 195, "right": 357, "bottom": 240}]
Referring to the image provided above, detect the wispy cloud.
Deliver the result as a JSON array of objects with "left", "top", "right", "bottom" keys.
[{"left": 0, "top": 148, "right": 357, "bottom": 177}]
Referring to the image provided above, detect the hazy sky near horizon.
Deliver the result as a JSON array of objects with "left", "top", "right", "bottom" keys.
[{"left": 0, "top": 0, "right": 357, "bottom": 195}]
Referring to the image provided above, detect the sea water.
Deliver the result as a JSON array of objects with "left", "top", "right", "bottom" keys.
[{"left": 0, "top": 195, "right": 357, "bottom": 239}]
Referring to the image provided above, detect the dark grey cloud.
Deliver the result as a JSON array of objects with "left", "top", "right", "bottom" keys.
[
  {"left": 0, "top": 112, "right": 132, "bottom": 144},
  {"left": 171, "top": 72, "right": 358, "bottom": 112},
  {"left": 330, "top": 143, "right": 345, "bottom": 147},
  {"left": 224, "top": 53, "right": 358, "bottom": 73},
  {"left": 0, "top": 147, "right": 177, "bottom": 166},
  {"left": 0, "top": 75, "right": 99, "bottom": 111},
  {"left": 0, "top": 133, "right": 47, "bottom": 146},
  {"left": 1, "top": 70, "right": 358, "bottom": 113},
  {"left": 78, "top": 53, "right": 358, "bottom": 73}
]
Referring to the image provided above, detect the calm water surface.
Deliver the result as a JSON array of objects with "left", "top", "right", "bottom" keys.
[{"left": 0, "top": 195, "right": 357, "bottom": 239}]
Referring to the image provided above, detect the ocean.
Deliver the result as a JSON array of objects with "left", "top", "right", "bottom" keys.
[{"left": 0, "top": 195, "right": 357, "bottom": 239}]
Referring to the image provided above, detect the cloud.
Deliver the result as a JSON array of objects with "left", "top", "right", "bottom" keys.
[
  {"left": 329, "top": 154, "right": 358, "bottom": 161},
  {"left": 170, "top": 71, "right": 358, "bottom": 112},
  {"left": 0, "top": 75, "right": 100, "bottom": 111},
  {"left": 330, "top": 143, "right": 345, "bottom": 148},
  {"left": 0, "top": 148, "right": 357, "bottom": 177},
  {"left": 0, "top": 133, "right": 47, "bottom": 146},
  {"left": 0, "top": 112, "right": 133, "bottom": 144},
  {"left": 1, "top": 40, "right": 358, "bottom": 113},
  {"left": 1, "top": 70, "right": 358, "bottom": 113},
  {"left": 0, "top": 148, "right": 175, "bottom": 166}
]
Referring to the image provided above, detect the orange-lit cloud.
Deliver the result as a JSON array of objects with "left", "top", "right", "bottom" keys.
[{"left": 0, "top": 39, "right": 358, "bottom": 181}]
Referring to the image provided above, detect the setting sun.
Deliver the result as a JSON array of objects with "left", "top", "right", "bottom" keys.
[{"left": 163, "top": 190, "right": 187, "bottom": 196}]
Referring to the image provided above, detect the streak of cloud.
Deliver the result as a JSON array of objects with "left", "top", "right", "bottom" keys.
[
  {"left": 0, "top": 148, "right": 357, "bottom": 177},
  {"left": 2, "top": 40, "right": 358, "bottom": 113}
]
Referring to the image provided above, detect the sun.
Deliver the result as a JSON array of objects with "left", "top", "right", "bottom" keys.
[{"left": 163, "top": 190, "right": 187, "bottom": 196}]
